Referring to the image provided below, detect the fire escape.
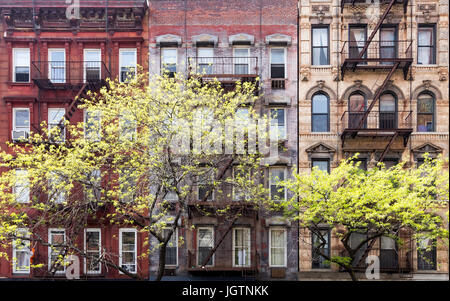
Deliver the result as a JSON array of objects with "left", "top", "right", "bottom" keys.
[
  {"left": 339, "top": 0, "right": 413, "bottom": 162},
  {"left": 31, "top": 60, "right": 110, "bottom": 139}
]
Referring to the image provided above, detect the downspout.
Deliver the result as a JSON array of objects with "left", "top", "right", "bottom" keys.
[
  {"left": 336, "top": 0, "right": 341, "bottom": 160},
  {"left": 296, "top": 0, "right": 300, "bottom": 275}
]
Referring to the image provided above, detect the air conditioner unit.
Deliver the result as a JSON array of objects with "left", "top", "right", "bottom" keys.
[{"left": 12, "top": 130, "right": 29, "bottom": 142}]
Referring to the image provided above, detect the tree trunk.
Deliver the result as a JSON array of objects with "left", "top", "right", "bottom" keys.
[
  {"left": 346, "top": 267, "right": 358, "bottom": 281},
  {"left": 155, "top": 244, "right": 167, "bottom": 281}
]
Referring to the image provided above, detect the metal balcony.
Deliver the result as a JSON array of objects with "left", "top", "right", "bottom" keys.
[
  {"left": 187, "top": 249, "right": 259, "bottom": 273},
  {"left": 340, "top": 40, "right": 413, "bottom": 79},
  {"left": 31, "top": 61, "right": 111, "bottom": 90}
]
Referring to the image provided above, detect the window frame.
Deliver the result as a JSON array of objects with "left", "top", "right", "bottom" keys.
[
  {"left": 233, "top": 47, "right": 250, "bottom": 75},
  {"left": 417, "top": 92, "right": 436, "bottom": 132},
  {"left": 163, "top": 227, "right": 178, "bottom": 267},
  {"left": 197, "top": 47, "right": 214, "bottom": 75},
  {"left": 119, "top": 48, "right": 137, "bottom": 83},
  {"left": 161, "top": 47, "right": 178, "bottom": 76},
  {"left": 197, "top": 226, "right": 215, "bottom": 267},
  {"left": 12, "top": 48, "right": 30, "bottom": 83},
  {"left": 348, "top": 25, "right": 368, "bottom": 61},
  {"left": 311, "top": 158, "right": 330, "bottom": 173},
  {"left": 270, "top": 47, "right": 287, "bottom": 79},
  {"left": 232, "top": 227, "right": 251, "bottom": 267},
  {"left": 84, "top": 228, "right": 102, "bottom": 275},
  {"left": 48, "top": 48, "right": 66, "bottom": 83},
  {"left": 417, "top": 24, "right": 436, "bottom": 65},
  {"left": 48, "top": 228, "right": 66, "bottom": 274},
  {"left": 12, "top": 107, "right": 30, "bottom": 133},
  {"left": 12, "top": 228, "right": 31, "bottom": 274},
  {"left": 83, "top": 48, "right": 102, "bottom": 82},
  {"left": 48, "top": 107, "right": 66, "bottom": 143},
  {"left": 311, "top": 92, "right": 330, "bottom": 132},
  {"left": 13, "top": 169, "right": 30, "bottom": 204},
  {"left": 311, "top": 25, "right": 330, "bottom": 66},
  {"left": 269, "top": 166, "right": 287, "bottom": 202},
  {"left": 197, "top": 169, "right": 215, "bottom": 201},
  {"left": 119, "top": 228, "right": 137, "bottom": 274},
  {"left": 311, "top": 228, "right": 331, "bottom": 269},
  {"left": 84, "top": 109, "right": 102, "bottom": 142},
  {"left": 269, "top": 227, "right": 287, "bottom": 267},
  {"left": 270, "top": 107, "right": 287, "bottom": 140}
]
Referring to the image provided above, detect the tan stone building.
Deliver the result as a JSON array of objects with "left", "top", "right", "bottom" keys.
[{"left": 298, "top": 0, "right": 448, "bottom": 280}]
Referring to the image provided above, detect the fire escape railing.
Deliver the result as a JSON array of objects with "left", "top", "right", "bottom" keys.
[{"left": 188, "top": 57, "right": 259, "bottom": 78}]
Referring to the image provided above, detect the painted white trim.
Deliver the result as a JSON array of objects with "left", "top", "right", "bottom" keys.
[
  {"left": 119, "top": 48, "right": 137, "bottom": 83},
  {"left": 233, "top": 47, "right": 250, "bottom": 75},
  {"left": 12, "top": 48, "right": 30, "bottom": 83},
  {"left": 13, "top": 169, "right": 30, "bottom": 204},
  {"left": 83, "top": 49, "right": 101, "bottom": 82},
  {"left": 12, "top": 107, "right": 30, "bottom": 133},
  {"left": 269, "top": 47, "right": 287, "bottom": 79},
  {"left": 119, "top": 228, "right": 137, "bottom": 274},
  {"left": 270, "top": 107, "right": 287, "bottom": 140},
  {"left": 48, "top": 228, "right": 66, "bottom": 273},
  {"left": 84, "top": 228, "right": 102, "bottom": 275},
  {"left": 48, "top": 108, "right": 66, "bottom": 143},
  {"left": 48, "top": 48, "right": 66, "bottom": 83},
  {"left": 12, "top": 228, "right": 30, "bottom": 274},
  {"left": 268, "top": 227, "right": 287, "bottom": 267},
  {"left": 161, "top": 47, "right": 178, "bottom": 73},
  {"left": 232, "top": 227, "right": 251, "bottom": 267},
  {"left": 197, "top": 226, "right": 214, "bottom": 267}
]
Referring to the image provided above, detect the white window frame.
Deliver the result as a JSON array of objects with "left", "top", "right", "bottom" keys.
[
  {"left": 197, "top": 47, "right": 214, "bottom": 74},
  {"left": 84, "top": 109, "right": 102, "bottom": 141},
  {"left": 163, "top": 227, "right": 178, "bottom": 267},
  {"left": 161, "top": 47, "right": 177, "bottom": 74},
  {"left": 48, "top": 171, "right": 66, "bottom": 204},
  {"left": 233, "top": 47, "right": 250, "bottom": 75},
  {"left": 83, "top": 49, "right": 101, "bottom": 82},
  {"left": 84, "top": 228, "right": 102, "bottom": 274},
  {"left": 197, "top": 169, "right": 214, "bottom": 201},
  {"left": 12, "top": 48, "right": 30, "bottom": 83},
  {"left": 197, "top": 226, "right": 214, "bottom": 267},
  {"left": 13, "top": 108, "right": 30, "bottom": 133},
  {"left": 12, "top": 228, "right": 31, "bottom": 274},
  {"left": 119, "top": 111, "right": 137, "bottom": 141},
  {"left": 232, "top": 166, "right": 251, "bottom": 202},
  {"left": 119, "top": 228, "right": 137, "bottom": 274},
  {"left": 13, "top": 169, "right": 30, "bottom": 204},
  {"left": 48, "top": 48, "right": 66, "bottom": 83},
  {"left": 270, "top": 47, "right": 287, "bottom": 79},
  {"left": 48, "top": 108, "right": 66, "bottom": 143},
  {"left": 270, "top": 107, "right": 287, "bottom": 140},
  {"left": 48, "top": 228, "right": 66, "bottom": 274},
  {"left": 232, "top": 227, "right": 251, "bottom": 267},
  {"left": 269, "top": 227, "right": 287, "bottom": 267},
  {"left": 119, "top": 48, "right": 137, "bottom": 83},
  {"left": 269, "top": 167, "right": 287, "bottom": 202}
]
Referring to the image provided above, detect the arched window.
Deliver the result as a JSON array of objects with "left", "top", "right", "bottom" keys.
[
  {"left": 417, "top": 92, "right": 435, "bottom": 132},
  {"left": 311, "top": 93, "right": 329, "bottom": 132},
  {"left": 348, "top": 92, "right": 366, "bottom": 129},
  {"left": 379, "top": 92, "right": 397, "bottom": 129}
]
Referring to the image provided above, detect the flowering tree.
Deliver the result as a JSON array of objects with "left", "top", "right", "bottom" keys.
[
  {"left": 281, "top": 156, "right": 449, "bottom": 281},
  {"left": 0, "top": 70, "right": 270, "bottom": 280}
]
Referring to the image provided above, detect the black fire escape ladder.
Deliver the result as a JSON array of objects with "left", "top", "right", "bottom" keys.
[{"left": 56, "top": 83, "right": 88, "bottom": 132}]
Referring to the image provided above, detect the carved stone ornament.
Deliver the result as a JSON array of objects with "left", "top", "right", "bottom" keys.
[
  {"left": 438, "top": 67, "right": 448, "bottom": 81},
  {"left": 300, "top": 67, "right": 310, "bottom": 82}
]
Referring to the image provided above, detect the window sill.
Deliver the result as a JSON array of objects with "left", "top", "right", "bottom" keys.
[{"left": 7, "top": 82, "right": 34, "bottom": 88}]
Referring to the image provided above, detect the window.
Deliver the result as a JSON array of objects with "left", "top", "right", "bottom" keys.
[
  {"left": 270, "top": 48, "right": 285, "bottom": 78},
  {"left": 379, "top": 26, "right": 397, "bottom": 63},
  {"left": 119, "top": 229, "right": 137, "bottom": 273},
  {"left": 232, "top": 166, "right": 251, "bottom": 202},
  {"left": 197, "top": 48, "right": 214, "bottom": 74},
  {"left": 348, "top": 92, "right": 366, "bottom": 129},
  {"left": 12, "top": 228, "right": 30, "bottom": 274},
  {"left": 269, "top": 167, "right": 286, "bottom": 201},
  {"left": 48, "top": 229, "right": 66, "bottom": 273},
  {"left": 119, "top": 49, "right": 137, "bottom": 82},
  {"left": 48, "top": 49, "right": 66, "bottom": 83},
  {"left": 48, "top": 171, "right": 66, "bottom": 204},
  {"left": 417, "top": 237, "right": 437, "bottom": 270},
  {"left": 270, "top": 108, "right": 287, "bottom": 140},
  {"left": 119, "top": 169, "right": 137, "bottom": 203},
  {"left": 379, "top": 93, "right": 397, "bottom": 129},
  {"left": 84, "top": 169, "right": 101, "bottom": 202},
  {"left": 311, "top": 93, "right": 329, "bottom": 132},
  {"left": 312, "top": 159, "right": 330, "bottom": 173},
  {"left": 417, "top": 93, "right": 435, "bottom": 132},
  {"left": 197, "top": 227, "right": 214, "bottom": 266},
  {"left": 48, "top": 108, "right": 66, "bottom": 143},
  {"left": 85, "top": 229, "right": 101, "bottom": 274},
  {"left": 349, "top": 232, "right": 367, "bottom": 266},
  {"left": 163, "top": 228, "right": 178, "bottom": 266},
  {"left": 269, "top": 228, "right": 286, "bottom": 267},
  {"left": 197, "top": 169, "right": 214, "bottom": 201},
  {"left": 13, "top": 48, "right": 30, "bottom": 82},
  {"left": 12, "top": 108, "right": 30, "bottom": 141},
  {"left": 380, "top": 236, "right": 398, "bottom": 269},
  {"left": 312, "top": 27, "right": 329, "bottom": 65},
  {"left": 14, "top": 169, "right": 30, "bottom": 203},
  {"left": 161, "top": 48, "right": 177, "bottom": 77},
  {"left": 233, "top": 228, "right": 250, "bottom": 267},
  {"left": 312, "top": 229, "right": 330, "bottom": 269},
  {"left": 84, "top": 49, "right": 101, "bottom": 81},
  {"left": 84, "top": 110, "right": 101, "bottom": 141},
  {"left": 234, "top": 47, "right": 250, "bottom": 74},
  {"left": 349, "top": 26, "right": 367, "bottom": 62},
  {"left": 119, "top": 111, "right": 136, "bottom": 141},
  {"left": 418, "top": 25, "right": 436, "bottom": 65}
]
